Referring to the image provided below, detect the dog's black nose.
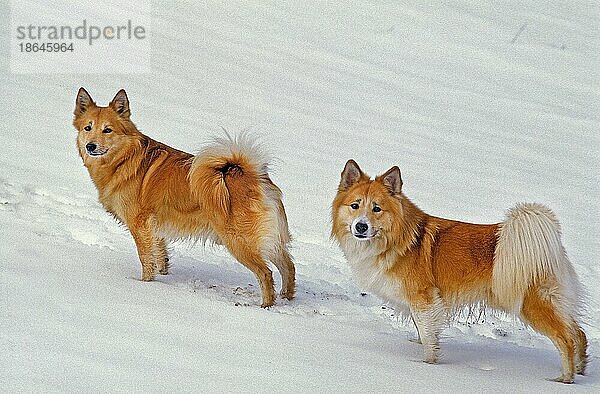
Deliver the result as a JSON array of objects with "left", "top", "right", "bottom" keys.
[
  {"left": 355, "top": 222, "right": 369, "bottom": 234},
  {"left": 86, "top": 142, "right": 97, "bottom": 152}
]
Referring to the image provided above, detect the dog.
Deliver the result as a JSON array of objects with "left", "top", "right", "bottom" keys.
[
  {"left": 73, "top": 88, "right": 295, "bottom": 307},
  {"left": 331, "top": 160, "right": 587, "bottom": 383}
]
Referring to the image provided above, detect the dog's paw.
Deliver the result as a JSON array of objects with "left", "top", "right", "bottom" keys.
[
  {"left": 260, "top": 297, "right": 276, "bottom": 308},
  {"left": 280, "top": 290, "right": 295, "bottom": 301},
  {"left": 547, "top": 375, "right": 574, "bottom": 384},
  {"left": 140, "top": 274, "right": 155, "bottom": 282}
]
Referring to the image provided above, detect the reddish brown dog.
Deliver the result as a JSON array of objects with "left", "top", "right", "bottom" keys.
[
  {"left": 332, "top": 160, "right": 587, "bottom": 383},
  {"left": 73, "top": 88, "right": 295, "bottom": 307}
]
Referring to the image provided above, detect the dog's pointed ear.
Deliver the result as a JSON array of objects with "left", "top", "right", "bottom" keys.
[
  {"left": 381, "top": 166, "right": 402, "bottom": 195},
  {"left": 339, "top": 160, "right": 364, "bottom": 191},
  {"left": 109, "top": 89, "right": 130, "bottom": 119},
  {"left": 74, "top": 87, "right": 95, "bottom": 116}
]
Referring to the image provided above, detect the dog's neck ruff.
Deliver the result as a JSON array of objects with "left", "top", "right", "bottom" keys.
[{"left": 340, "top": 236, "right": 406, "bottom": 304}]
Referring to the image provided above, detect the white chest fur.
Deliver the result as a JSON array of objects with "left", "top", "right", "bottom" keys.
[{"left": 342, "top": 240, "right": 407, "bottom": 308}]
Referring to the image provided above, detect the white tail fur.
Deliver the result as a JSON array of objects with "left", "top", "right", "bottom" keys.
[
  {"left": 193, "top": 132, "right": 272, "bottom": 175},
  {"left": 493, "top": 203, "right": 577, "bottom": 312},
  {"left": 188, "top": 133, "right": 271, "bottom": 214}
]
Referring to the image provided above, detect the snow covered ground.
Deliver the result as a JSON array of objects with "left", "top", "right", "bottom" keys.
[{"left": 1, "top": 1, "right": 599, "bottom": 391}]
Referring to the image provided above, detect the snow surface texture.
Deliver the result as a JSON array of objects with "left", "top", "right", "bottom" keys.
[{"left": 1, "top": 1, "right": 599, "bottom": 392}]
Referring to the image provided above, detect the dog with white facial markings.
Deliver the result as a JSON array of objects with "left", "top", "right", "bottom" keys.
[{"left": 331, "top": 160, "right": 587, "bottom": 383}]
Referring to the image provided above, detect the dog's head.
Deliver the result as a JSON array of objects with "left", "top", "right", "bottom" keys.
[
  {"left": 332, "top": 160, "right": 405, "bottom": 249},
  {"left": 73, "top": 88, "right": 138, "bottom": 162}
]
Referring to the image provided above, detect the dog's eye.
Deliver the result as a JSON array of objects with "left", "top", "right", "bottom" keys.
[
  {"left": 350, "top": 203, "right": 359, "bottom": 210},
  {"left": 373, "top": 206, "right": 382, "bottom": 213},
  {"left": 103, "top": 127, "right": 112, "bottom": 134},
  {"left": 84, "top": 125, "right": 92, "bottom": 131}
]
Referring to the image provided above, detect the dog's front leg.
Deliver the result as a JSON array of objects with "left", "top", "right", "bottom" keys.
[
  {"left": 410, "top": 291, "right": 446, "bottom": 364},
  {"left": 129, "top": 216, "right": 157, "bottom": 282}
]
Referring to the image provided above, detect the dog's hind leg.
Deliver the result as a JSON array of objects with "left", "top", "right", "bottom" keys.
[
  {"left": 571, "top": 321, "right": 588, "bottom": 375},
  {"left": 225, "top": 238, "right": 276, "bottom": 308},
  {"left": 155, "top": 238, "right": 170, "bottom": 275},
  {"left": 410, "top": 290, "right": 446, "bottom": 364},
  {"left": 520, "top": 287, "right": 576, "bottom": 383},
  {"left": 271, "top": 247, "right": 296, "bottom": 300}
]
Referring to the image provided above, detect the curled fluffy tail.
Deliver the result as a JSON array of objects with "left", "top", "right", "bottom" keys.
[
  {"left": 188, "top": 134, "right": 291, "bottom": 248},
  {"left": 189, "top": 134, "right": 269, "bottom": 215},
  {"left": 493, "top": 203, "right": 580, "bottom": 311}
]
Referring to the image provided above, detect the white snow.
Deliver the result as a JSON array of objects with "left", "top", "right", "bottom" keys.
[{"left": 1, "top": 1, "right": 599, "bottom": 392}]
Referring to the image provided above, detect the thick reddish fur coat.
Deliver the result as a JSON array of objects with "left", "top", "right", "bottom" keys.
[
  {"left": 73, "top": 88, "right": 295, "bottom": 307},
  {"left": 332, "top": 160, "right": 587, "bottom": 383}
]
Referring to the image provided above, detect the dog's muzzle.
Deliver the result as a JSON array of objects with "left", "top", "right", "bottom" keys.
[
  {"left": 351, "top": 218, "right": 376, "bottom": 239},
  {"left": 86, "top": 142, "right": 108, "bottom": 156}
]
